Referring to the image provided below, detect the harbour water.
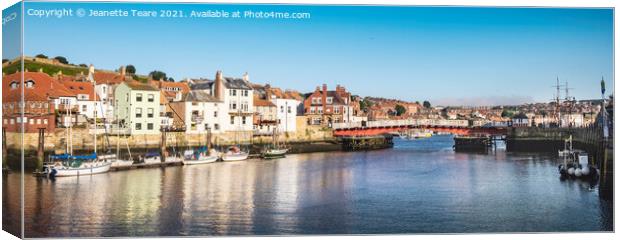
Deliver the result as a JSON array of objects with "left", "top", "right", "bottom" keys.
[{"left": 2, "top": 135, "right": 613, "bottom": 237}]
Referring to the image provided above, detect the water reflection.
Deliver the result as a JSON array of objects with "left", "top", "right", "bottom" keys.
[{"left": 1, "top": 135, "right": 612, "bottom": 237}]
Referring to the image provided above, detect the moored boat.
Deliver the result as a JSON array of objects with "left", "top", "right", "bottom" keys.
[
  {"left": 44, "top": 154, "right": 112, "bottom": 177},
  {"left": 222, "top": 146, "right": 249, "bottom": 161},
  {"left": 261, "top": 148, "right": 289, "bottom": 159},
  {"left": 182, "top": 147, "right": 219, "bottom": 165}
]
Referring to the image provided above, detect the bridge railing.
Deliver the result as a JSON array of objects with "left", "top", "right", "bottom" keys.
[{"left": 331, "top": 119, "right": 470, "bottom": 130}]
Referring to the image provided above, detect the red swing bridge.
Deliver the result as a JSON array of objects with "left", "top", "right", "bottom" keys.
[{"left": 331, "top": 119, "right": 509, "bottom": 137}]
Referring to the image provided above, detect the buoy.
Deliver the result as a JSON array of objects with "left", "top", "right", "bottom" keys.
[
  {"left": 575, "top": 168, "right": 582, "bottom": 177},
  {"left": 581, "top": 167, "right": 590, "bottom": 176},
  {"left": 568, "top": 167, "right": 575, "bottom": 175}
]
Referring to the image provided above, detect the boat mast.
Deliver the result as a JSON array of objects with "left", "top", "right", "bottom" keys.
[
  {"left": 116, "top": 99, "right": 120, "bottom": 158},
  {"left": 90, "top": 69, "right": 97, "bottom": 154}
]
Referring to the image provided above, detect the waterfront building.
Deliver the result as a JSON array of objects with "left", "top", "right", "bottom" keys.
[
  {"left": 2, "top": 72, "right": 58, "bottom": 133},
  {"left": 60, "top": 79, "right": 103, "bottom": 120},
  {"left": 511, "top": 112, "right": 530, "bottom": 127},
  {"left": 169, "top": 90, "right": 226, "bottom": 134},
  {"left": 303, "top": 84, "right": 354, "bottom": 126},
  {"left": 253, "top": 97, "right": 278, "bottom": 135},
  {"left": 93, "top": 66, "right": 132, "bottom": 120},
  {"left": 188, "top": 71, "right": 254, "bottom": 132},
  {"left": 255, "top": 84, "right": 303, "bottom": 133},
  {"left": 114, "top": 81, "right": 161, "bottom": 135},
  {"left": 149, "top": 79, "right": 189, "bottom": 102}
]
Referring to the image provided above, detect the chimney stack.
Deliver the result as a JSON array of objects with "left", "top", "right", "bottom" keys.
[
  {"left": 243, "top": 72, "right": 249, "bottom": 82},
  {"left": 120, "top": 65, "right": 126, "bottom": 76},
  {"left": 215, "top": 70, "right": 223, "bottom": 101}
]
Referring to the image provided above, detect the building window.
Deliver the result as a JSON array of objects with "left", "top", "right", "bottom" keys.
[
  {"left": 244, "top": 90, "right": 248, "bottom": 96},
  {"left": 148, "top": 94, "right": 154, "bottom": 102},
  {"left": 136, "top": 108, "right": 142, "bottom": 118},
  {"left": 126, "top": 93, "right": 129, "bottom": 102},
  {"left": 147, "top": 108, "right": 154, "bottom": 118},
  {"left": 82, "top": 105, "right": 87, "bottom": 112},
  {"left": 242, "top": 116, "right": 246, "bottom": 124},
  {"left": 326, "top": 97, "right": 333, "bottom": 104},
  {"left": 43, "top": 119, "right": 48, "bottom": 124},
  {"left": 288, "top": 106, "right": 292, "bottom": 113},
  {"left": 214, "top": 111, "right": 218, "bottom": 117},
  {"left": 204, "top": 124, "right": 209, "bottom": 130},
  {"left": 230, "top": 116, "right": 235, "bottom": 124},
  {"left": 231, "top": 89, "right": 237, "bottom": 96},
  {"left": 136, "top": 93, "right": 143, "bottom": 102},
  {"left": 191, "top": 123, "right": 197, "bottom": 130},
  {"left": 147, "top": 123, "right": 154, "bottom": 130},
  {"left": 214, "top": 124, "right": 220, "bottom": 130},
  {"left": 135, "top": 123, "right": 142, "bottom": 130}
]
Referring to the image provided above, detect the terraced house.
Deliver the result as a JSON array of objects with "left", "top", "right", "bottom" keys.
[
  {"left": 114, "top": 81, "right": 161, "bottom": 135},
  {"left": 303, "top": 84, "right": 354, "bottom": 126}
]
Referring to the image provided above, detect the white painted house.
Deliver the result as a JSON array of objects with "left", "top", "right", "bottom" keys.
[{"left": 169, "top": 91, "right": 227, "bottom": 134}]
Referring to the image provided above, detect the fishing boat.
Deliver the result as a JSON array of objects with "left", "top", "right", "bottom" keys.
[
  {"left": 558, "top": 135, "right": 598, "bottom": 179},
  {"left": 261, "top": 127, "right": 289, "bottom": 159}
]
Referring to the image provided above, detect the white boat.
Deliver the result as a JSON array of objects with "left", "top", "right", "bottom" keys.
[
  {"left": 165, "top": 154, "right": 184, "bottom": 163},
  {"left": 44, "top": 154, "right": 112, "bottom": 177},
  {"left": 111, "top": 158, "right": 134, "bottom": 167},
  {"left": 98, "top": 153, "right": 134, "bottom": 167},
  {"left": 222, "top": 152, "right": 249, "bottom": 161},
  {"left": 261, "top": 127, "right": 288, "bottom": 159},
  {"left": 222, "top": 146, "right": 249, "bottom": 161},
  {"left": 183, "top": 149, "right": 219, "bottom": 165},
  {"left": 141, "top": 152, "right": 162, "bottom": 165}
]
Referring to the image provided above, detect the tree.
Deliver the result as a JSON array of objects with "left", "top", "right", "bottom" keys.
[
  {"left": 423, "top": 100, "right": 431, "bottom": 109},
  {"left": 149, "top": 70, "right": 167, "bottom": 81},
  {"left": 78, "top": 63, "right": 88, "bottom": 67},
  {"left": 35, "top": 54, "right": 48, "bottom": 59},
  {"left": 501, "top": 109, "right": 515, "bottom": 118},
  {"left": 2, "top": 59, "right": 8, "bottom": 63},
  {"left": 54, "top": 56, "right": 68, "bottom": 64},
  {"left": 395, "top": 104, "right": 407, "bottom": 116},
  {"left": 359, "top": 98, "right": 374, "bottom": 112},
  {"left": 126, "top": 65, "right": 136, "bottom": 75},
  {"left": 167, "top": 77, "right": 175, "bottom": 82}
]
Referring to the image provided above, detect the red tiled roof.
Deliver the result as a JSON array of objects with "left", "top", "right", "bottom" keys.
[
  {"left": 3, "top": 72, "right": 76, "bottom": 102},
  {"left": 149, "top": 80, "right": 190, "bottom": 94},
  {"left": 60, "top": 80, "right": 100, "bottom": 101},
  {"left": 93, "top": 71, "right": 125, "bottom": 85}
]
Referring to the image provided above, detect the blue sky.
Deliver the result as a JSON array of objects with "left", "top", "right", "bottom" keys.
[{"left": 13, "top": 2, "right": 614, "bottom": 106}]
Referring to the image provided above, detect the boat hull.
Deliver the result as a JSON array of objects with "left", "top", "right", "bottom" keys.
[
  {"left": 222, "top": 152, "right": 249, "bottom": 161},
  {"left": 111, "top": 159, "right": 133, "bottom": 167},
  {"left": 183, "top": 155, "right": 218, "bottom": 165},
  {"left": 261, "top": 148, "right": 289, "bottom": 159},
  {"left": 47, "top": 162, "right": 112, "bottom": 177},
  {"left": 143, "top": 156, "right": 162, "bottom": 165}
]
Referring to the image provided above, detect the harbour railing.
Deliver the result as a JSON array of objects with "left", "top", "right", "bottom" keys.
[{"left": 331, "top": 119, "right": 470, "bottom": 130}]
